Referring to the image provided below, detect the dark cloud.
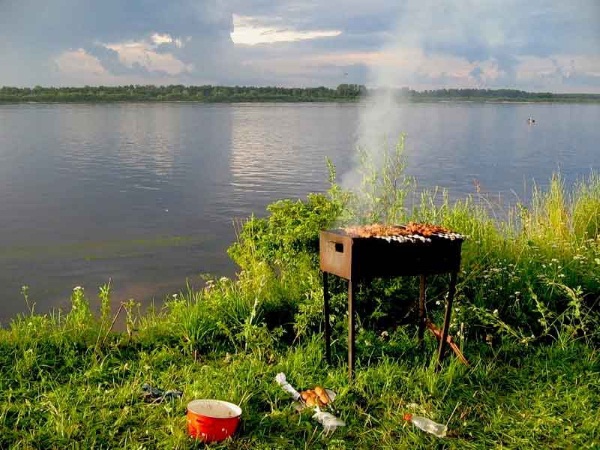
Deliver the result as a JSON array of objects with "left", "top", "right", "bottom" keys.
[
  {"left": 369, "top": 0, "right": 599, "bottom": 91},
  {"left": 231, "top": 0, "right": 401, "bottom": 32},
  {"left": 0, "top": 0, "right": 598, "bottom": 90},
  {"left": 0, "top": 0, "right": 235, "bottom": 85},
  {"left": 84, "top": 44, "right": 144, "bottom": 77}
]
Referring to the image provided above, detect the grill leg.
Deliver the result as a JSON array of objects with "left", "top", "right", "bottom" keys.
[
  {"left": 348, "top": 279, "right": 356, "bottom": 381},
  {"left": 323, "top": 271, "right": 331, "bottom": 364},
  {"left": 437, "top": 271, "right": 457, "bottom": 370},
  {"left": 418, "top": 275, "right": 427, "bottom": 345}
]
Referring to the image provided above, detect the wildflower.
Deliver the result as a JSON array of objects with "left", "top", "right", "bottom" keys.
[
  {"left": 73, "top": 286, "right": 83, "bottom": 291},
  {"left": 493, "top": 309, "right": 499, "bottom": 316}
]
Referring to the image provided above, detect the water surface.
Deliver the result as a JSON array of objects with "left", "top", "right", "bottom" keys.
[{"left": 0, "top": 102, "right": 598, "bottom": 321}]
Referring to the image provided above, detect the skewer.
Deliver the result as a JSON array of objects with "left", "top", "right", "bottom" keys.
[{"left": 425, "top": 319, "right": 469, "bottom": 366}]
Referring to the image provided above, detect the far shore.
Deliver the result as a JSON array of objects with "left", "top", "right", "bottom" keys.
[{"left": 2, "top": 85, "right": 599, "bottom": 104}]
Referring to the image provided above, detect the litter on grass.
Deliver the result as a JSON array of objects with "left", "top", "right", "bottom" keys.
[
  {"left": 141, "top": 383, "right": 183, "bottom": 403},
  {"left": 275, "top": 373, "right": 301, "bottom": 401},
  {"left": 275, "top": 372, "right": 346, "bottom": 433},
  {"left": 312, "top": 410, "right": 346, "bottom": 433}
]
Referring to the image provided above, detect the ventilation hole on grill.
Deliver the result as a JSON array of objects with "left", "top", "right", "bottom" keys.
[{"left": 335, "top": 243, "right": 344, "bottom": 253}]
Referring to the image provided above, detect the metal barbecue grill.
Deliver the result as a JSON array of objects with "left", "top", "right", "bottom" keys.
[{"left": 320, "top": 226, "right": 465, "bottom": 379}]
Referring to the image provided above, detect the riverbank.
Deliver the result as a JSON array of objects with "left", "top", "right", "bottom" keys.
[
  {"left": 1, "top": 85, "right": 599, "bottom": 104},
  {"left": 1, "top": 160, "right": 599, "bottom": 448}
]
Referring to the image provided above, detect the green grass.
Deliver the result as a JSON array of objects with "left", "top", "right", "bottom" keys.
[
  {"left": 1, "top": 162, "right": 599, "bottom": 448},
  {"left": 0, "top": 321, "right": 597, "bottom": 449}
]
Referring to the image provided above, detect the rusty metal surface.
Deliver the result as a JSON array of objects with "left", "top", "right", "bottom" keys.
[
  {"left": 319, "top": 229, "right": 463, "bottom": 280},
  {"left": 319, "top": 230, "right": 353, "bottom": 279}
]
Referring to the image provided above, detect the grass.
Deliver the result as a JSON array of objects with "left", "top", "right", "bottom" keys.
[
  {"left": 0, "top": 323, "right": 597, "bottom": 449},
  {"left": 1, "top": 164, "right": 599, "bottom": 448}
]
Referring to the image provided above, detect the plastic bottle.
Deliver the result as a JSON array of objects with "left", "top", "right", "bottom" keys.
[{"left": 403, "top": 413, "right": 447, "bottom": 437}]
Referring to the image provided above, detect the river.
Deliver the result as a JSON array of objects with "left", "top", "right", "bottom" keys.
[{"left": 0, "top": 101, "right": 598, "bottom": 321}]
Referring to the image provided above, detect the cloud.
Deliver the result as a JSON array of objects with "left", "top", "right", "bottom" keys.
[
  {"left": 0, "top": 0, "right": 598, "bottom": 92},
  {"left": 231, "top": 14, "right": 341, "bottom": 46},
  {"left": 364, "top": 0, "right": 600, "bottom": 92},
  {"left": 516, "top": 55, "right": 600, "bottom": 92},
  {"left": 54, "top": 49, "right": 111, "bottom": 82},
  {"left": 0, "top": 0, "right": 235, "bottom": 86}
]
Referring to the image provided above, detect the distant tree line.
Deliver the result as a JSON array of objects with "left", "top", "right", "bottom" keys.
[
  {"left": 0, "top": 84, "right": 365, "bottom": 103},
  {"left": 401, "top": 88, "right": 600, "bottom": 102},
  {"left": 0, "top": 84, "right": 598, "bottom": 103}
]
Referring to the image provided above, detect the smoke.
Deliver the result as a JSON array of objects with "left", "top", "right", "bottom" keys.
[
  {"left": 341, "top": 0, "right": 524, "bottom": 190},
  {"left": 341, "top": 2, "right": 431, "bottom": 194},
  {"left": 342, "top": 0, "right": 599, "bottom": 195}
]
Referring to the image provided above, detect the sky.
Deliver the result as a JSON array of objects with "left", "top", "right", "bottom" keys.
[{"left": 1, "top": 0, "right": 599, "bottom": 92}]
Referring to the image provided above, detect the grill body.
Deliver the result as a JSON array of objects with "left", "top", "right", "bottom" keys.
[
  {"left": 319, "top": 229, "right": 462, "bottom": 279},
  {"left": 319, "top": 228, "right": 464, "bottom": 380}
]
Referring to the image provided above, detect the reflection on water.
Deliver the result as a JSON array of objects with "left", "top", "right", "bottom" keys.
[
  {"left": 229, "top": 104, "right": 357, "bottom": 216},
  {"left": 0, "top": 102, "right": 598, "bottom": 322},
  {"left": 115, "top": 105, "right": 184, "bottom": 178}
]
